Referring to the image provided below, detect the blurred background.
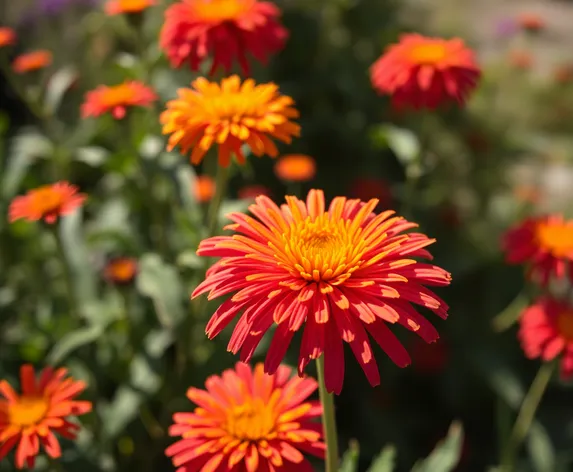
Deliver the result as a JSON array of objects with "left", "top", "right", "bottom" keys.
[{"left": 2, "top": 0, "right": 573, "bottom": 471}]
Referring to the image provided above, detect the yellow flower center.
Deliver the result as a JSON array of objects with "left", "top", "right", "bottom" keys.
[
  {"left": 29, "top": 186, "right": 64, "bottom": 216},
  {"left": 536, "top": 221, "right": 573, "bottom": 257},
  {"left": 225, "top": 399, "right": 275, "bottom": 441},
  {"left": 101, "top": 85, "right": 137, "bottom": 107},
  {"left": 409, "top": 43, "right": 447, "bottom": 65},
  {"left": 193, "top": 0, "right": 253, "bottom": 22},
  {"left": 557, "top": 310, "right": 573, "bottom": 340},
  {"left": 8, "top": 396, "right": 49, "bottom": 426}
]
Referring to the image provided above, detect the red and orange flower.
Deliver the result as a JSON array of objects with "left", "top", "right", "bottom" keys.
[
  {"left": 12, "top": 50, "right": 52, "bottom": 74},
  {"left": 519, "top": 297, "right": 573, "bottom": 379},
  {"left": 161, "top": 75, "right": 300, "bottom": 167},
  {"left": 166, "top": 362, "right": 324, "bottom": 472},
  {"left": 502, "top": 215, "right": 573, "bottom": 285},
  {"left": 193, "top": 175, "right": 216, "bottom": 203},
  {"left": 0, "top": 364, "right": 92, "bottom": 469},
  {"left": 9, "top": 182, "right": 86, "bottom": 224},
  {"left": 0, "top": 27, "right": 15, "bottom": 48},
  {"left": 193, "top": 189, "right": 451, "bottom": 393},
  {"left": 370, "top": 34, "right": 480, "bottom": 110},
  {"left": 160, "top": 0, "right": 287, "bottom": 76},
  {"left": 104, "top": 0, "right": 156, "bottom": 15},
  {"left": 81, "top": 81, "right": 157, "bottom": 120},
  {"left": 274, "top": 154, "right": 316, "bottom": 182},
  {"left": 104, "top": 257, "right": 138, "bottom": 285}
]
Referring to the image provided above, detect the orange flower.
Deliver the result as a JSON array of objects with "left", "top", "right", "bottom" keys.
[
  {"left": 193, "top": 189, "right": 451, "bottom": 393},
  {"left": 554, "top": 64, "right": 573, "bottom": 85},
  {"left": 0, "top": 364, "right": 92, "bottom": 469},
  {"left": 9, "top": 182, "right": 86, "bottom": 224},
  {"left": 0, "top": 27, "right": 15, "bottom": 48},
  {"left": 509, "top": 50, "right": 533, "bottom": 70},
  {"left": 166, "top": 362, "right": 324, "bottom": 472},
  {"left": 502, "top": 215, "right": 573, "bottom": 285},
  {"left": 518, "top": 13, "right": 545, "bottom": 32},
  {"left": 161, "top": 75, "right": 300, "bottom": 167},
  {"left": 238, "top": 184, "right": 272, "bottom": 200},
  {"left": 160, "top": 0, "right": 287, "bottom": 76},
  {"left": 104, "top": 0, "right": 156, "bottom": 15},
  {"left": 519, "top": 297, "right": 573, "bottom": 379},
  {"left": 12, "top": 50, "right": 52, "bottom": 74},
  {"left": 193, "top": 175, "right": 216, "bottom": 203},
  {"left": 104, "top": 257, "right": 138, "bottom": 284},
  {"left": 370, "top": 34, "right": 480, "bottom": 110},
  {"left": 274, "top": 154, "right": 316, "bottom": 182},
  {"left": 81, "top": 81, "right": 157, "bottom": 119}
]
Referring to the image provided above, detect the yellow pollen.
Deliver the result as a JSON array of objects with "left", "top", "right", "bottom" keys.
[
  {"left": 536, "top": 221, "right": 573, "bottom": 258},
  {"left": 557, "top": 310, "right": 573, "bottom": 340},
  {"left": 409, "top": 43, "right": 447, "bottom": 65},
  {"left": 8, "top": 396, "right": 49, "bottom": 426},
  {"left": 225, "top": 399, "right": 275, "bottom": 441},
  {"left": 193, "top": 0, "right": 252, "bottom": 22},
  {"left": 29, "top": 187, "right": 64, "bottom": 215}
]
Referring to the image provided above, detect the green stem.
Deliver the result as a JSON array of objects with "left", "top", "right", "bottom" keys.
[
  {"left": 53, "top": 226, "right": 79, "bottom": 319},
  {"left": 500, "top": 361, "right": 556, "bottom": 471},
  {"left": 206, "top": 165, "right": 230, "bottom": 237},
  {"left": 316, "top": 356, "right": 339, "bottom": 472}
]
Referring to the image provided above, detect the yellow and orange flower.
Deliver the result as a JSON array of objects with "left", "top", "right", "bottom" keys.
[
  {"left": 274, "top": 154, "right": 316, "bottom": 182},
  {"left": 104, "top": 0, "right": 156, "bottom": 15},
  {"left": 104, "top": 257, "right": 138, "bottom": 284},
  {"left": 193, "top": 189, "right": 451, "bottom": 393},
  {"left": 12, "top": 50, "right": 52, "bottom": 74},
  {"left": 193, "top": 175, "right": 216, "bottom": 203},
  {"left": 517, "top": 13, "right": 545, "bottom": 32},
  {"left": 166, "top": 362, "right": 324, "bottom": 472},
  {"left": 519, "top": 297, "right": 573, "bottom": 379},
  {"left": 0, "top": 364, "right": 92, "bottom": 469},
  {"left": 502, "top": 215, "right": 573, "bottom": 285},
  {"left": 160, "top": 0, "right": 287, "bottom": 76},
  {"left": 161, "top": 75, "right": 300, "bottom": 167},
  {"left": 0, "top": 27, "right": 15, "bottom": 48},
  {"left": 370, "top": 34, "right": 480, "bottom": 110},
  {"left": 81, "top": 81, "right": 157, "bottom": 120},
  {"left": 9, "top": 182, "right": 86, "bottom": 224}
]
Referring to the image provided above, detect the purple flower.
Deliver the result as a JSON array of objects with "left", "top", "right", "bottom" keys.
[{"left": 495, "top": 18, "right": 518, "bottom": 39}]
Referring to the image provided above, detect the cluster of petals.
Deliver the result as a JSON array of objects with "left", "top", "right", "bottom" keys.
[
  {"left": 192, "top": 189, "right": 451, "bottom": 394},
  {"left": 166, "top": 362, "right": 324, "bottom": 472},
  {"left": 160, "top": 0, "right": 287, "bottom": 76},
  {"left": 81, "top": 81, "right": 157, "bottom": 120},
  {"left": 0, "top": 365, "right": 92, "bottom": 469},
  {"left": 370, "top": 33, "right": 480, "bottom": 110},
  {"left": 12, "top": 50, "right": 52, "bottom": 74}
]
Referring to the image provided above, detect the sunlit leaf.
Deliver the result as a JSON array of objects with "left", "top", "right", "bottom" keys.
[
  {"left": 411, "top": 421, "right": 463, "bottom": 472},
  {"left": 367, "top": 444, "right": 396, "bottom": 472},
  {"left": 44, "top": 67, "right": 78, "bottom": 115},
  {"left": 340, "top": 440, "right": 360, "bottom": 472}
]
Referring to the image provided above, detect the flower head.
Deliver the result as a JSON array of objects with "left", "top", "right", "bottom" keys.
[
  {"left": 502, "top": 215, "right": 573, "bottom": 285},
  {"left": 370, "top": 34, "right": 480, "bottom": 110},
  {"left": 274, "top": 154, "right": 316, "bottom": 182},
  {"left": 193, "top": 189, "right": 451, "bottom": 393},
  {"left": 0, "top": 27, "right": 16, "bottom": 48},
  {"left": 519, "top": 297, "right": 573, "bottom": 379},
  {"left": 160, "top": 0, "right": 287, "bottom": 76},
  {"left": 0, "top": 364, "right": 92, "bottom": 469},
  {"left": 193, "top": 175, "right": 216, "bottom": 203},
  {"left": 518, "top": 13, "right": 545, "bottom": 32},
  {"left": 161, "top": 75, "right": 300, "bottom": 167},
  {"left": 166, "top": 362, "right": 324, "bottom": 472},
  {"left": 12, "top": 50, "right": 52, "bottom": 73},
  {"left": 105, "top": 0, "right": 156, "bottom": 14},
  {"left": 104, "top": 257, "right": 138, "bottom": 284},
  {"left": 81, "top": 81, "right": 157, "bottom": 119}
]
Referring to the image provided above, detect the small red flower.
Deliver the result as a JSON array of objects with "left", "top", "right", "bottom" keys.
[
  {"left": 517, "top": 13, "right": 545, "bottom": 32},
  {"left": 160, "top": 0, "right": 288, "bottom": 76},
  {"left": 274, "top": 154, "right": 317, "bottom": 182},
  {"left": 12, "top": 50, "right": 52, "bottom": 74},
  {"left": 370, "top": 34, "right": 480, "bottom": 110},
  {"left": 81, "top": 81, "right": 157, "bottom": 119},
  {"left": 104, "top": 257, "right": 138, "bottom": 285},
  {"left": 0, "top": 27, "right": 16, "bottom": 48},
  {"left": 502, "top": 215, "right": 573, "bottom": 285},
  {"left": 9, "top": 182, "right": 86, "bottom": 224},
  {"left": 519, "top": 297, "right": 573, "bottom": 379},
  {"left": 193, "top": 175, "right": 216, "bottom": 203}
]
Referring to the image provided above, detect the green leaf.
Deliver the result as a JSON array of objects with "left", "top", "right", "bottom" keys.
[
  {"left": 75, "top": 146, "right": 110, "bottom": 167},
  {"left": 47, "top": 324, "right": 103, "bottom": 365},
  {"left": 44, "top": 67, "right": 78, "bottom": 115},
  {"left": 411, "top": 421, "right": 464, "bottom": 472},
  {"left": 527, "top": 423, "right": 556, "bottom": 472},
  {"left": 99, "top": 386, "right": 142, "bottom": 439},
  {"left": 369, "top": 124, "right": 420, "bottom": 165},
  {"left": 339, "top": 440, "right": 360, "bottom": 472},
  {"left": 367, "top": 444, "right": 397, "bottom": 472}
]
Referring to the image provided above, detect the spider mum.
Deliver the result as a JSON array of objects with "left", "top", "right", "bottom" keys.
[
  {"left": 9, "top": 182, "right": 86, "bottom": 224},
  {"left": 502, "top": 215, "right": 573, "bottom": 285},
  {"left": 160, "top": 0, "right": 287, "bottom": 76},
  {"left": 0, "top": 27, "right": 15, "bottom": 48},
  {"left": 81, "top": 81, "right": 157, "bottom": 119},
  {"left": 166, "top": 362, "right": 323, "bottom": 472},
  {"left": 192, "top": 189, "right": 451, "bottom": 394},
  {"left": 519, "top": 297, "right": 573, "bottom": 379},
  {"left": 161, "top": 75, "right": 300, "bottom": 167},
  {"left": 370, "top": 34, "right": 480, "bottom": 110},
  {"left": 104, "top": 0, "right": 156, "bottom": 15},
  {"left": 0, "top": 365, "right": 92, "bottom": 469},
  {"left": 12, "top": 50, "right": 52, "bottom": 74}
]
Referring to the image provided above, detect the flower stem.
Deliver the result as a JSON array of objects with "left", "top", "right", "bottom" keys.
[
  {"left": 206, "top": 165, "right": 230, "bottom": 237},
  {"left": 52, "top": 225, "right": 79, "bottom": 319},
  {"left": 316, "top": 356, "right": 339, "bottom": 472},
  {"left": 500, "top": 361, "right": 556, "bottom": 471}
]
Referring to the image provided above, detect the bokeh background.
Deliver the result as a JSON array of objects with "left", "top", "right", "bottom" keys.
[{"left": 2, "top": 0, "right": 573, "bottom": 470}]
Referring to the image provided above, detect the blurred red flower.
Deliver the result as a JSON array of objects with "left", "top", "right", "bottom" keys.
[
  {"left": 274, "top": 154, "right": 316, "bottom": 182},
  {"left": 104, "top": 0, "right": 156, "bottom": 14},
  {"left": 0, "top": 27, "right": 16, "bottom": 48},
  {"left": 81, "top": 81, "right": 157, "bottom": 119},
  {"left": 517, "top": 13, "right": 545, "bottom": 32},
  {"left": 238, "top": 184, "right": 272, "bottom": 200},
  {"left": 12, "top": 50, "right": 52, "bottom": 73},
  {"left": 104, "top": 257, "right": 138, "bottom": 285},
  {"left": 193, "top": 175, "right": 216, "bottom": 203}
]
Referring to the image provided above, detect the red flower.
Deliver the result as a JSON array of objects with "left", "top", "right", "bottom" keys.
[
  {"left": 12, "top": 50, "right": 52, "bottom": 74},
  {"left": 166, "top": 362, "right": 324, "bottom": 472},
  {"left": 193, "top": 189, "right": 451, "bottom": 394},
  {"left": 0, "top": 27, "right": 15, "bottom": 48},
  {"left": 517, "top": 13, "right": 545, "bottom": 32},
  {"left": 104, "top": 257, "right": 138, "bottom": 284},
  {"left": 519, "top": 297, "right": 573, "bottom": 379},
  {"left": 370, "top": 34, "right": 480, "bottom": 110},
  {"left": 0, "top": 365, "right": 92, "bottom": 469},
  {"left": 502, "top": 215, "right": 573, "bottom": 285},
  {"left": 160, "top": 0, "right": 288, "bottom": 76},
  {"left": 9, "top": 182, "right": 86, "bottom": 224},
  {"left": 81, "top": 81, "right": 157, "bottom": 119}
]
